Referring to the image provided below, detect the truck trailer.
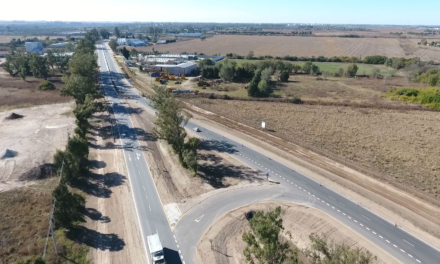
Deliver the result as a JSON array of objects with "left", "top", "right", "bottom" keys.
[{"left": 147, "top": 234, "right": 166, "bottom": 264}]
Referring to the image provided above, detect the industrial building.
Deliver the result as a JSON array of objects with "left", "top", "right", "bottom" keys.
[
  {"left": 155, "top": 62, "right": 197, "bottom": 76},
  {"left": 117, "top": 38, "right": 148, "bottom": 47},
  {"left": 25, "top": 42, "right": 44, "bottom": 54},
  {"left": 48, "top": 42, "right": 68, "bottom": 48}
]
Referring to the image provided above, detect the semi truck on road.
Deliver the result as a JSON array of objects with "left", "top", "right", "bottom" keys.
[{"left": 147, "top": 233, "right": 166, "bottom": 264}]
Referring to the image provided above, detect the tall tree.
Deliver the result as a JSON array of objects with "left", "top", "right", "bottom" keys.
[
  {"left": 99, "top": 28, "right": 110, "bottom": 39},
  {"left": 52, "top": 183, "right": 85, "bottom": 228},
  {"left": 109, "top": 39, "right": 118, "bottom": 52},
  {"left": 243, "top": 206, "right": 300, "bottom": 264},
  {"left": 121, "top": 47, "right": 130, "bottom": 59},
  {"left": 114, "top": 27, "right": 121, "bottom": 38},
  {"left": 29, "top": 53, "right": 49, "bottom": 79},
  {"left": 346, "top": 64, "right": 359, "bottom": 77}
]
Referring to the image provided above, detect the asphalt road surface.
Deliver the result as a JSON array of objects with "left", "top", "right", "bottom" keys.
[{"left": 97, "top": 43, "right": 440, "bottom": 264}]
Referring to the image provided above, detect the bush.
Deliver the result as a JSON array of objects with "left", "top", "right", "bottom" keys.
[
  {"left": 38, "top": 80, "right": 56, "bottom": 90},
  {"left": 222, "top": 94, "right": 231, "bottom": 100},
  {"left": 208, "top": 93, "right": 216, "bottom": 99},
  {"left": 290, "top": 97, "right": 303, "bottom": 104}
]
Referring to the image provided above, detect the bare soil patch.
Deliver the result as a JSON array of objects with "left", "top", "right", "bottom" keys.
[
  {"left": 197, "top": 202, "right": 394, "bottom": 264},
  {"left": 182, "top": 99, "right": 440, "bottom": 201},
  {"left": 0, "top": 102, "right": 75, "bottom": 192},
  {"left": 0, "top": 67, "right": 70, "bottom": 111},
  {"left": 133, "top": 35, "right": 420, "bottom": 58}
]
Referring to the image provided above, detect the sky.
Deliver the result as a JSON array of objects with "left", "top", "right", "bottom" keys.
[{"left": 2, "top": 0, "right": 440, "bottom": 25}]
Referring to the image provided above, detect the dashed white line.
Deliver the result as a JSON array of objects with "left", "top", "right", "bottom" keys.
[
  {"left": 328, "top": 196, "right": 335, "bottom": 200},
  {"left": 408, "top": 254, "right": 412, "bottom": 258},
  {"left": 373, "top": 231, "right": 376, "bottom": 234},
  {"left": 386, "top": 240, "right": 390, "bottom": 243},
  {"left": 348, "top": 216, "right": 352, "bottom": 219},
  {"left": 340, "top": 202, "right": 346, "bottom": 206},
  {"left": 379, "top": 235, "right": 383, "bottom": 239},
  {"left": 400, "top": 249, "right": 405, "bottom": 253},
  {"left": 354, "top": 220, "right": 358, "bottom": 223},
  {"left": 360, "top": 224, "right": 364, "bottom": 227},
  {"left": 149, "top": 205, "right": 151, "bottom": 211},
  {"left": 332, "top": 206, "right": 335, "bottom": 209},
  {"left": 366, "top": 227, "right": 370, "bottom": 230},
  {"left": 143, "top": 186, "right": 145, "bottom": 191},
  {"left": 362, "top": 215, "right": 371, "bottom": 221},
  {"left": 416, "top": 259, "right": 421, "bottom": 263},
  {"left": 326, "top": 203, "right": 330, "bottom": 206},
  {"left": 337, "top": 210, "right": 340, "bottom": 212},
  {"left": 393, "top": 244, "right": 397, "bottom": 248},
  {"left": 343, "top": 213, "right": 346, "bottom": 216}
]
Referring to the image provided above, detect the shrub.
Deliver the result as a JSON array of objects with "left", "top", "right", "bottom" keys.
[
  {"left": 208, "top": 93, "right": 216, "bottom": 99},
  {"left": 222, "top": 94, "right": 231, "bottom": 100},
  {"left": 38, "top": 80, "right": 56, "bottom": 90},
  {"left": 290, "top": 97, "right": 303, "bottom": 104}
]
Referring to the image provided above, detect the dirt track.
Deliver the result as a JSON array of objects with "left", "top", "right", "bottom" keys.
[{"left": 197, "top": 202, "right": 394, "bottom": 264}]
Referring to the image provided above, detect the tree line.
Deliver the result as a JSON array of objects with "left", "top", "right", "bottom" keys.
[
  {"left": 51, "top": 28, "right": 104, "bottom": 229},
  {"left": 151, "top": 85, "right": 200, "bottom": 175}
]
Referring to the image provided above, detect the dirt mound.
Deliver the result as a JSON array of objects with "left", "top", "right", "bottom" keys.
[
  {"left": 5, "top": 113, "right": 24, "bottom": 120},
  {"left": 1, "top": 149, "right": 18, "bottom": 159},
  {"left": 19, "top": 164, "right": 57, "bottom": 181}
]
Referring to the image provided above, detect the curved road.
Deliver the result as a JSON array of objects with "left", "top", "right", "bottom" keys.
[{"left": 97, "top": 43, "right": 440, "bottom": 264}]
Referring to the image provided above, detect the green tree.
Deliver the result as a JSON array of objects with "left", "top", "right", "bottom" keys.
[
  {"left": 306, "top": 233, "right": 374, "bottom": 264},
  {"left": 346, "top": 64, "right": 359, "bottom": 77},
  {"left": 52, "top": 183, "right": 85, "bottom": 228},
  {"left": 114, "top": 27, "right": 121, "bottom": 38},
  {"left": 248, "top": 70, "right": 262, "bottom": 97},
  {"left": 61, "top": 75, "right": 97, "bottom": 104},
  {"left": 219, "top": 59, "right": 236, "bottom": 82},
  {"left": 198, "top": 58, "right": 214, "bottom": 70},
  {"left": 258, "top": 80, "right": 270, "bottom": 96},
  {"left": 121, "top": 47, "right": 130, "bottom": 59},
  {"left": 246, "top": 51, "right": 255, "bottom": 60},
  {"left": 29, "top": 53, "right": 49, "bottom": 79},
  {"left": 260, "top": 67, "right": 273, "bottom": 83},
  {"left": 109, "top": 39, "right": 118, "bottom": 52},
  {"left": 302, "top": 61, "right": 313, "bottom": 74},
  {"left": 242, "top": 206, "right": 300, "bottom": 264},
  {"left": 151, "top": 86, "right": 188, "bottom": 163},
  {"left": 99, "top": 28, "right": 110, "bottom": 39},
  {"left": 279, "top": 71, "right": 290, "bottom": 82}
]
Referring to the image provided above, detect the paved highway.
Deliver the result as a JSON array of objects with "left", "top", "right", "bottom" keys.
[{"left": 97, "top": 43, "right": 440, "bottom": 264}]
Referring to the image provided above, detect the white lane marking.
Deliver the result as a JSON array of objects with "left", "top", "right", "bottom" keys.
[
  {"left": 283, "top": 178, "right": 285, "bottom": 180},
  {"left": 366, "top": 227, "right": 370, "bottom": 230},
  {"left": 340, "top": 202, "right": 345, "bottom": 206},
  {"left": 295, "top": 184, "right": 297, "bottom": 187},
  {"left": 312, "top": 195, "right": 315, "bottom": 197},
  {"left": 145, "top": 195, "right": 148, "bottom": 199},
  {"left": 343, "top": 213, "right": 346, "bottom": 216},
  {"left": 195, "top": 215, "right": 204, "bottom": 222},
  {"left": 393, "top": 244, "right": 397, "bottom": 248},
  {"left": 308, "top": 192, "right": 311, "bottom": 194},
  {"left": 179, "top": 250, "right": 181, "bottom": 254},
  {"left": 408, "top": 254, "right": 413, "bottom": 258},
  {"left": 337, "top": 210, "right": 340, "bottom": 212},
  {"left": 326, "top": 203, "right": 330, "bottom": 206},
  {"left": 362, "top": 215, "right": 371, "bottom": 221},
  {"left": 299, "top": 187, "right": 302, "bottom": 190},
  {"left": 360, "top": 224, "right": 364, "bottom": 227},
  {"left": 379, "top": 235, "right": 383, "bottom": 239},
  {"left": 149, "top": 206, "right": 151, "bottom": 211},
  {"left": 403, "top": 239, "right": 415, "bottom": 247},
  {"left": 329, "top": 196, "right": 335, "bottom": 200},
  {"left": 317, "top": 197, "right": 320, "bottom": 200},
  {"left": 332, "top": 206, "right": 335, "bottom": 209},
  {"left": 386, "top": 240, "right": 390, "bottom": 243},
  {"left": 143, "top": 186, "right": 145, "bottom": 190},
  {"left": 416, "top": 259, "right": 421, "bottom": 263},
  {"left": 177, "top": 244, "right": 179, "bottom": 248},
  {"left": 373, "top": 231, "right": 376, "bottom": 234},
  {"left": 138, "top": 171, "right": 140, "bottom": 175},
  {"left": 354, "top": 220, "right": 358, "bottom": 223},
  {"left": 400, "top": 249, "right": 405, "bottom": 253},
  {"left": 348, "top": 216, "right": 352, "bottom": 219}
]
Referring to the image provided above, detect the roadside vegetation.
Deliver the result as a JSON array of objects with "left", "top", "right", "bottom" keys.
[
  {"left": 150, "top": 85, "right": 200, "bottom": 175},
  {"left": 243, "top": 207, "right": 374, "bottom": 264},
  {"left": 0, "top": 29, "right": 104, "bottom": 264},
  {"left": 388, "top": 87, "right": 440, "bottom": 111}
]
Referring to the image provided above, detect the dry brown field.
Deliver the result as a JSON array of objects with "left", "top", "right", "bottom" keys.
[
  {"left": 410, "top": 46, "right": 440, "bottom": 63},
  {"left": 134, "top": 35, "right": 422, "bottom": 58},
  {"left": 181, "top": 98, "right": 440, "bottom": 200},
  {"left": 0, "top": 35, "right": 61, "bottom": 43},
  {"left": 0, "top": 68, "right": 70, "bottom": 111}
]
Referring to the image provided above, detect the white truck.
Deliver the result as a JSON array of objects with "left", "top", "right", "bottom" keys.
[{"left": 147, "top": 233, "right": 166, "bottom": 264}]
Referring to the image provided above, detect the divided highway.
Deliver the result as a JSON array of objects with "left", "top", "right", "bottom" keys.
[{"left": 97, "top": 43, "right": 440, "bottom": 264}]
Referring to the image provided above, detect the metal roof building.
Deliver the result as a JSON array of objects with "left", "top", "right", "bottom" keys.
[{"left": 155, "top": 62, "right": 197, "bottom": 76}]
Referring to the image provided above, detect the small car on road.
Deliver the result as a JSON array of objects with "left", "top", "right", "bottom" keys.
[{"left": 193, "top": 127, "right": 201, "bottom": 132}]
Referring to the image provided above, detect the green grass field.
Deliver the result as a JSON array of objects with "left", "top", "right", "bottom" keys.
[{"left": 231, "top": 59, "right": 398, "bottom": 76}]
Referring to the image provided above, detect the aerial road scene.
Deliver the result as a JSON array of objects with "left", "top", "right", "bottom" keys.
[{"left": 1, "top": 1, "right": 440, "bottom": 264}]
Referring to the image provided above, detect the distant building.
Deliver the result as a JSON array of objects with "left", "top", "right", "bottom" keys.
[
  {"left": 48, "top": 42, "right": 68, "bottom": 48},
  {"left": 155, "top": 62, "right": 197, "bottom": 76},
  {"left": 117, "top": 38, "right": 147, "bottom": 46},
  {"left": 25, "top": 42, "right": 44, "bottom": 54},
  {"left": 58, "top": 31, "right": 86, "bottom": 36},
  {"left": 0, "top": 51, "right": 8, "bottom": 58},
  {"left": 437, "top": 43, "right": 440, "bottom": 47},
  {"left": 157, "top": 40, "right": 167, "bottom": 44}
]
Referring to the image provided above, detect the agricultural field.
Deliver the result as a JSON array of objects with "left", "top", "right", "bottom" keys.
[
  {"left": 233, "top": 59, "right": 399, "bottom": 76},
  {"left": 0, "top": 35, "right": 61, "bottom": 43},
  {"left": 131, "top": 35, "right": 422, "bottom": 58},
  {"left": 181, "top": 98, "right": 440, "bottom": 200},
  {"left": 0, "top": 67, "right": 70, "bottom": 111}
]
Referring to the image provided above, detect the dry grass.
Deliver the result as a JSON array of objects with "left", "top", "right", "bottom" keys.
[
  {"left": 0, "top": 69, "right": 70, "bottom": 111},
  {"left": 132, "top": 35, "right": 421, "bottom": 58},
  {"left": 181, "top": 98, "right": 440, "bottom": 199},
  {"left": 0, "top": 35, "right": 60, "bottom": 44},
  {"left": 0, "top": 179, "right": 89, "bottom": 264}
]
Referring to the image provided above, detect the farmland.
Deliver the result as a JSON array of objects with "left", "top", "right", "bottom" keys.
[
  {"left": 0, "top": 35, "right": 61, "bottom": 43},
  {"left": 181, "top": 98, "right": 440, "bottom": 201},
  {"left": 131, "top": 35, "right": 423, "bottom": 58}
]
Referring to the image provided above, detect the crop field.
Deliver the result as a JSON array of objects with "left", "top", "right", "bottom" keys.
[
  {"left": 132, "top": 35, "right": 421, "bottom": 58},
  {"left": 0, "top": 35, "right": 60, "bottom": 43},
  {"left": 233, "top": 59, "right": 398, "bottom": 76},
  {"left": 182, "top": 98, "right": 440, "bottom": 200}
]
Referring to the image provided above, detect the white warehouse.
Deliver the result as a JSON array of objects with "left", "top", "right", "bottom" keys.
[{"left": 155, "top": 62, "right": 197, "bottom": 76}]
